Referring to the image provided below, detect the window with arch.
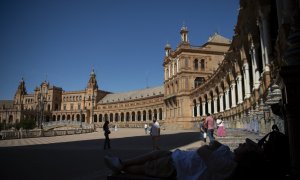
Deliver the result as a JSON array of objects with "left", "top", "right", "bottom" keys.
[
  {"left": 194, "top": 77, "right": 205, "bottom": 88},
  {"left": 185, "top": 58, "right": 189, "bottom": 67},
  {"left": 194, "top": 59, "right": 199, "bottom": 71},
  {"left": 201, "top": 59, "right": 205, "bottom": 70}
]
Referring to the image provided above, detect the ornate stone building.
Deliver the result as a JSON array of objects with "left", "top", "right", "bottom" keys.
[
  {"left": 0, "top": 27, "right": 229, "bottom": 129},
  {"left": 1, "top": 0, "right": 300, "bottom": 174}
]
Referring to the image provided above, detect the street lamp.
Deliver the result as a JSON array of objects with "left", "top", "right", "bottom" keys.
[
  {"left": 91, "top": 93, "right": 95, "bottom": 124},
  {"left": 37, "top": 92, "right": 45, "bottom": 129},
  {"left": 80, "top": 109, "right": 83, "bottom": 128}
]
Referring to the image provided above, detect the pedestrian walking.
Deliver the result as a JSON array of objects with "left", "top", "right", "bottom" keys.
[
  {"left": 205, "top": 113, "right": 215, "bottom": 143},
  {"left": 103, "top": 120, "right": 111, "bottom": 149},
  {"left": 144, "top": 124, "right": 148, "bottom": 134},
  {"left": 150, "top": 118, "right": 160, "bottom": 150}
]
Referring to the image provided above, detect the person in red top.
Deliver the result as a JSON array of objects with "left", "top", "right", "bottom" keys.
[{"left": 205, "top": 113, "right": 215, "bottom": 142}]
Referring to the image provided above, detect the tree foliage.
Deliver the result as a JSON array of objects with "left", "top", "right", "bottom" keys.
[{"left": 19, "top": 118, "right": 36, "bottom": 130}]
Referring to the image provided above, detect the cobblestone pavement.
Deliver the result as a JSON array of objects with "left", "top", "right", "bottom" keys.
[{"left": 0, "top": 128, "right": 261, "bottom": 180}]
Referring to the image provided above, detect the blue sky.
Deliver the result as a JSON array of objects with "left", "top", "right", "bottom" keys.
[{"left": 0, "top": 0, "right": 239, "bottom": 100}]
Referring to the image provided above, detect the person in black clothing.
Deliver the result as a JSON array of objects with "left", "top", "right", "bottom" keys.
[{"left": 103, "top": 120, "right": 111, "bottom": 149}]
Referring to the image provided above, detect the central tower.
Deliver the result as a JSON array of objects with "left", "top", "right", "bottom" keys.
[{"left": 163, "top": 26, "right": 231, "bottom": 128}]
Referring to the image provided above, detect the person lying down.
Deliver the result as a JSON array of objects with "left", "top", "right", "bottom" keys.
[{"left": 104, "top": 139, "right": 264, "bottom": 180}]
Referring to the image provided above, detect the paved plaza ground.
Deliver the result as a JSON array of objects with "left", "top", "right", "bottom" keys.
[{"left": 0, "top": 128, "right": 260, "bottom": 180}]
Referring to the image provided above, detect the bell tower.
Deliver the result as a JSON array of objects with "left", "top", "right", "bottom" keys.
[
  {"left": 85, "top": 69, "right": 98, "bottom": 124},
  {"left": 87, "top": 69, "right": 98, "bottom": 90},
  {"left": 180, "top": 25, "right": 189, "bottom": 45}
]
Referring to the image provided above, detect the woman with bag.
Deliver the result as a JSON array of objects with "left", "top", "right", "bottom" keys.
[{"left": 103, "top": 120, "right": 111, "bottom": 150}]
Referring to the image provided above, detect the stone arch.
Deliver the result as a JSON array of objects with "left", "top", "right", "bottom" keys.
[
  {"left": 114, "top": 113, "right": 119, "bottom": 122},
  {"left": 154, "top": 109, "right": 158, "bottom": 120},
  {"left": 109, "top": 113, "right": 113, "bottom": 122},
  {"left": 148, "top": 110, "right": 152, "bottom": 120},
  {"left": 193, "top": 99, "right": 197, "bottom": 117},
  {"left": 126, "top": 112, "right": 130, "bottom": 121},
  {"left": 99, "top": 114, "right": 103, "bottom": 122},
  {"left": 201, "top": 59, "right": 205, "bottom": 71},
  {"left": 137, "top": 111, "right": 141, "bottom": 121},
  {"left": 194, "top": 59, "right": 199, "bottom": 71},
  {"left": 94, "top": 114, "right": 97, "bottom": 122},
  {"left": 120, "top": 113, "right": 124, "bottom": 122},
  {"left": 143, "top": 110, "right": 146, "bottom": 121},
  {"left": 159, "top": 108, "right": 163, "bottom": 120},
  {"left": 131, "top": 111, "right": 135, "bottom": 121}
]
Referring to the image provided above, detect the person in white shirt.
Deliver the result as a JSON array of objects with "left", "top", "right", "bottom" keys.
[
  {"left": 217, "top": 116, "right": 226, "bottom": 137},
  {"left": 144, "top": 124, "right": 148, "bottom": 134},
  {"left": 150, "top": 118, "right": 160, "bottom": 150}
]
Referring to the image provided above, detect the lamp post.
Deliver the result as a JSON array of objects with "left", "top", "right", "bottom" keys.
[
  {"left": 37, "top": 92, "right": 45, "bottom": 129},
  {"left": 91, "top": 94, "right": 95, "bottom": 124},
  {"left": 80, "top": 109, "right": 83, "bottom": 128}
]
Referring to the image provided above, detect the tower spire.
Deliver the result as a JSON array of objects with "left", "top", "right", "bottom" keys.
[
  {"left": 180, "top": 24, "right": 189, "bottom": 43},
  {"left": 165, "top": 41, "right": 172, "bottom": 57},
  {"left": 87, "top": 68, "right": 98, "bottom": 90}
]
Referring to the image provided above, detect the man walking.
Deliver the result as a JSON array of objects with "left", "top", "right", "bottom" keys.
[{"left": 205, "top": 113, "right": 215, "bottom": 142}]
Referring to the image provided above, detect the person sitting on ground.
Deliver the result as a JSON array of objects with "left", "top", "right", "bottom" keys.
[{"left": 104, "top": 139, "right": 266, "bottom": 180}]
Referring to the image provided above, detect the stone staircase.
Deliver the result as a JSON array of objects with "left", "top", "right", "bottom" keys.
[{"left": 215, "top": 129, "right": 263, "bottom": 150}]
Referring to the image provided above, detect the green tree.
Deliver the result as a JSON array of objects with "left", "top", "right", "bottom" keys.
[{"left": 20, "top": 118, "right": 36, "bottom": 130}]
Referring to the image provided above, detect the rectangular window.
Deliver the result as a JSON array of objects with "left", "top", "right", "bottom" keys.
[{"left": 63, "top": 104, "right": 66, "bottom": 110}]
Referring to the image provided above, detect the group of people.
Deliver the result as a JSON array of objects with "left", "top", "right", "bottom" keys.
[
  {"left": 103, "top": 116, "right": 291, "bottom": 179},
  {"left": 102, "top": 118, "right": 161, "bottom": 150},
  {"left": 200, "top": 113, "right": 226, "bottom": 143}
]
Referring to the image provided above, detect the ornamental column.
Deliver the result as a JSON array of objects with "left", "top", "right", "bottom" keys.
[
  {"left": 224, "top": 88, "right": 230, "bottom": 110},
  {"left": 207, "top": 99, "right": 212, "bottom": 114},
  {"left": 250, "top": 42, "right": 261, "bottom": 89},
  {"left": 219, "top": 93, "right": 224, "bottom": 112},
  {"left": 236, "top": 75, "right": 243, "bottom": 104},
  {"left": 202, "top": 101, "right": 206, "bottom": 116},
  {"left": 197, "top": 103, "right": 200, "bottom": 117},
  {"left": 259, "top": 8, "right": 271, "bottom": 72},
  {"left": 243, "top": 62, "right": 251, "bottom": 98},
  {"left": 213, "top": 96, "right": 218, "bottom": 114},
  {"left": 230, "top": 83, "right": 237, "bottom": 107},
  {"left": 192, "top": 105, "right": 195, "bottom": 117}
]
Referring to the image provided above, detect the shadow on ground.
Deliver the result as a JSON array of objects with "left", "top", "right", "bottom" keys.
[{"left": 0, "top": 132, "right": 199, "bottom": 180}]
